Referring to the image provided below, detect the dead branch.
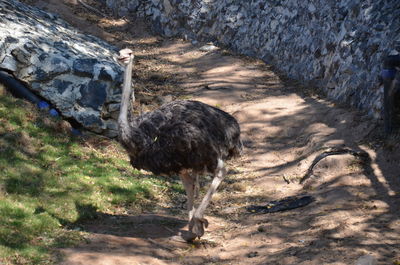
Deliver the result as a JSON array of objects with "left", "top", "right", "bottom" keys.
[{"left": 299, "top": 148, "right": 369, "bottom": 184}]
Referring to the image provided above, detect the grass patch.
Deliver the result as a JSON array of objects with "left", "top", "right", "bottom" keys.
[{"left": 0, "top": 88, "right": 177, "bottom": 264}]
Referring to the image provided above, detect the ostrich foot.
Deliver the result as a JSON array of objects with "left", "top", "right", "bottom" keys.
[
  {"left": 189, "top": 217, "right": 209, "bottom": 239},
  {"left": 178, "top": 231, "right": 197, "bottom": 242}
]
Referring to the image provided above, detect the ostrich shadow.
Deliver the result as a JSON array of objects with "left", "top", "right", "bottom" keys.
[{"left": 76, "top": 210, "right": 188, "bottom": 239}]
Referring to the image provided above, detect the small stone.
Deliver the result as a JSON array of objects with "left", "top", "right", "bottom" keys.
[
  {"left": 257, "top": 225, "right": 266, "bottom": 232},
  {"left": 199, "top": 43, "right": 219, "bottom": 52},
  {"left": 355, "top": 255, "right": 377, "bottom": 265},
  {"left": 247, "top": 251, "right": 258, "bottom": 258}
]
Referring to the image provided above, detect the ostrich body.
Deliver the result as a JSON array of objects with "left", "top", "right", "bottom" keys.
[{"left": 117, "top": 49, "right": 242, "bottom": 240}]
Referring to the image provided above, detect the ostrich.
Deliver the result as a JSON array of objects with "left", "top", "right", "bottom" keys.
[{"left": 117, "top": 48, "right": 242, "bottom": 241}]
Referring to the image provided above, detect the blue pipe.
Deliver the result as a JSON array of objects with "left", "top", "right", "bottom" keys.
[
  {"left": 0, "top": 70, "right": 41, "bottom": 104},
  {"left": 383, "top": 55, "right": 400, "bottom": 71},
  {"left": 0, "top": 70, "right": 84, "bottom": 135},
  {"left": 0, "top": 70, "right": 60, "bottom": 116},
  {"left": 0, "top": 70, "right": 84, "bottom": 136},
  {"left": 382, "top": 55, "right": 400, "bottom": 135}
]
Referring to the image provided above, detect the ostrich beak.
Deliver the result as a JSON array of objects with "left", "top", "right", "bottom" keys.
[
  {"left": 117, "top": 55, "right": 132, "bottom": 64},
  {"left": 117, "top": 49, "right": 134, "bottom": 64}
]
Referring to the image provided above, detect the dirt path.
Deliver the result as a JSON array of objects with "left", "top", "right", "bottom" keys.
[{"left": 22, "top": 1, "right": 400, "bottom": 264}]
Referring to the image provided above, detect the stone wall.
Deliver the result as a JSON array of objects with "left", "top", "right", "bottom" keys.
[
  {"left": 110, "top": 0, "right": 400, "bottom": 118},
  {"left": 0, "top": 0, "right": 123, "bottom": 137}
]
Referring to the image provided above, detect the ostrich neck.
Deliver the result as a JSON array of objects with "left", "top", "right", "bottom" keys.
[{"left": 118, "top": 57, "right": 135, "bottom": 138}]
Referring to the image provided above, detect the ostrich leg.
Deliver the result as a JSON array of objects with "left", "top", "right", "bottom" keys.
[
  {"left": 189, "top": 159, "right": 226, "bottom": 238},
  {"left": 179, "top": 171, "right": 201, "bottom": 241},
  {"left": 180, "top": 171, "right": 196, "bottom": 220}
]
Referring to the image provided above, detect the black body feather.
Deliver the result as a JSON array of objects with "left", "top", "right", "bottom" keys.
[{"left": 119, "top": 100, "right": 242, "bottom": 175}]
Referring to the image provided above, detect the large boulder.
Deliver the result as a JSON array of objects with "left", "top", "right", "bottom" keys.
[{"left": 0, "top": 0, "right": 123, "bottom": 137}]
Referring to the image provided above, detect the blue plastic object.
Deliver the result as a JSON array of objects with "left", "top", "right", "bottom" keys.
[
  {"left": 71, "top": 128, "right": 82, "bottom": 136},
  {"left": 381, "top": 69, "right": 397, "bottom": 79},
  {"left": 37, "top": 101, "right": 50, "bottom": 109},
  {"left": 49, "top": 108, "right": 59, "bottom": 117}
]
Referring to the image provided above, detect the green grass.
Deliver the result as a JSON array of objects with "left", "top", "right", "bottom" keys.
[{"left": 0, "top": 87, "right": 181, "bottom": 264}]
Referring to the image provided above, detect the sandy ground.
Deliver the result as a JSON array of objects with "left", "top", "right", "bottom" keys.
[{"left": 20, "top": 1, "right": 400, "bottom": 264}]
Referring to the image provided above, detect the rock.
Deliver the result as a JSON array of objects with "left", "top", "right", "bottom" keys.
[
  {"left": 118, "top": 7, "right": 129, "bottom": 17},
  {"left": 127, "top": 0, "right": 140, "bottom": 11},
  {"left": 355, "top": 255, "right": 377, "bottom": 265},
  {"left": 163, "top": 0, "right": 173, "bottom": 15},
  {"left": 199, "top": 43, "right": 219, "bottom": 52},
  {"left": 308, "top": 3, "right": 316, "bottom": 13},
  {"left": 0, "top": 0, "right": 123, "bottom": 137},
  {"left": 257, "top": 225, "right": 266, "bottom": 232},
  {"left": 247, "top": 251, "right": 258, "bottom": 258}
]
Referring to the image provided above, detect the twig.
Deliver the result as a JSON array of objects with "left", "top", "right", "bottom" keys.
[
  {"left": 164, "top": 226, "right": 175, "bottom": 233},
  {"left": 282, "top": 175, "right": 291, "bottom": 184},
  {"left": 77, "top": 0, "right": 107, "bottom": 17},
  {"left": 299, "top": 148, "right": 369, "bottom": 184}
]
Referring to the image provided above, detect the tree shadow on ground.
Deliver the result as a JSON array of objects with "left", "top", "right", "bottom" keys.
[
  {"left": 78, "top": 213, "right": 187, "bottom": 239},
  {"left": 208, "top": 77, "right": 400, "bottom": 264}
]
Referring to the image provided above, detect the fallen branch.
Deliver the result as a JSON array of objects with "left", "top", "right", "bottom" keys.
[
  {"left": 299, "top": 148, "right": 369, "bottom": 184},
  {"left": 77, "top": 0, "right": 107, "bottom": 17},
  {"left": 247, "top": 195, "right": 315, "bottom": 213}
]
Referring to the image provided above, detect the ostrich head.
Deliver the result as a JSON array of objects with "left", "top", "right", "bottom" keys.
[{"left": 117, "top": 48, "right": 134, "bottom": 65}]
